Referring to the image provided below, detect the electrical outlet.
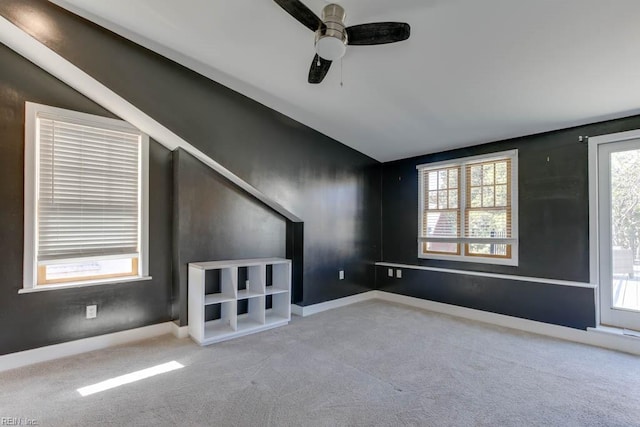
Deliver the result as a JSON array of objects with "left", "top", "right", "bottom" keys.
[
  {"left": 86, "top": 305, "right": 97, "bottom": 319},
  {"left": 339, "top": 270, "right": 344, "bottom": 280},
  {"left": 388, "top": 268, "right": 393, "bottom": 277},
  {"left": 396, "top": 269, "right": 402, "bottom": 279}
]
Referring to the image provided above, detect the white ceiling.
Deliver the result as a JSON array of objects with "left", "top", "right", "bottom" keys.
[{"left": 50, "top": 0, "right": 640, "bottom": 162}]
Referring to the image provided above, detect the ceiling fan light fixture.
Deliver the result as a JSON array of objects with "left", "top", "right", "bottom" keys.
[
  {"left": 314, "top": 3, "right": 347, "bottom": 61},
  {"left": 274, "top": 0, "right": 410, "bottom": 84},
  {"left": 315, "top": 35, "right": 346, "bottom": 61}
]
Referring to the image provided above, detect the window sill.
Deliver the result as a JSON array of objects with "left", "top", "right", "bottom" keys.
[
  {"left": 418, "top": 253, "right": 518, "bottom": 266},
  {"left": 588, "top": 325, "right": 640, "bottom": 339},
  {"left": 18, "top": 275, "right": 152, "bottom": 294}
]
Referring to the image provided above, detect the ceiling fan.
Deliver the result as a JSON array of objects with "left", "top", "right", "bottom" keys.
[{"left": 274, "top": 0, "right": 411, "bottom": 84}]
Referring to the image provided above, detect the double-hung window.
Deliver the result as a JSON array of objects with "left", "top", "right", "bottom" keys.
[
  {"left": 23, "top": 102, "right": 149, "bottom": 290},
  {"left": 417, "top": 150, "right": 518, "bottom": 265}
]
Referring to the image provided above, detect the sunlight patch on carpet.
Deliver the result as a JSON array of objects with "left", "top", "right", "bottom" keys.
[{"left": 77, "top": 361, "right": 184, "bottom": 396}]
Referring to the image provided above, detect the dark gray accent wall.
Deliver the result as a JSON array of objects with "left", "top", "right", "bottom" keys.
[
  {"left": 0, "top": 0, "right": 380, "bottom": 341},
  {"left": 376, "top": 267, "right": 596, "bottom": 329},
  {"left": 0, "top": 43, "right": 173, "bottom": 355},
  {"left": 380, "top": 115, "right": 640, "bottom": 329}
]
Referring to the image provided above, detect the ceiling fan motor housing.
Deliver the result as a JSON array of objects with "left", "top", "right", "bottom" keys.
[{"left": 315, "top": 4, "right": 347, "bottom": 61}]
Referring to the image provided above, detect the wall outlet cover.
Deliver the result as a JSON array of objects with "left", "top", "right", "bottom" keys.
[
  {"left": 339, "top": 270, "right": 345, "bottom": 280},
  {"left": 396, "top": 269, "right": 402, "bottom": 279},
  {"left": 388, "top": 268, "right": 393, "bottom": 277},
  {"left": 86, "top": 305, "right": 97, "bottom": 319}
]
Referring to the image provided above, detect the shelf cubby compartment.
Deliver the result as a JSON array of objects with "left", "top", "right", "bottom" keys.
[
  {"left": 237, "top": 296, "right": 266, "bottom": 332},
  {"left": 203, "top": 301, "right": 237, "bottom": 341},
  {"left": 237, "top": 264, "right": 265, "bottom": 300},
  {"left": 265, "top": 261, "right": 291, "bottom": 296},
  {"left": 265, "top": 292, "right": 291, "bottom": 325},
  {"left": 203, "top": 267, "right": 237, "bottom": 305}
]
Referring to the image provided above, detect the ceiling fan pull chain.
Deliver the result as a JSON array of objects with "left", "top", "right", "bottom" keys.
[
  {"left": 317, "top": 57, "right": 321, "bottom": 67},
  {"left": 340, "top": 57, "right": 343, "bottom": 87}
]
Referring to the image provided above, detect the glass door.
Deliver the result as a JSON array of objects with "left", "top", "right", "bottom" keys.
[{"left": 598, "top": 139, "right": 640, "bottom": 330}]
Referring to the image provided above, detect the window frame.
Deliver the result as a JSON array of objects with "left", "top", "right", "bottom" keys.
[
  {"left": 22, "top": 102, "right": 150, "bottom": 292},
  {"left": 417, "top": 149, "right": 519, "bottom": 266}
]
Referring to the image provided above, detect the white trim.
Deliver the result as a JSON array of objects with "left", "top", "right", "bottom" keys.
[
  {"left": 23, "top": 102, "right": 37, "bottom": 289},
  {"left": 417, "top": 252, "right": 518, "bottom": 266},
  {"left": 18, "top": 275, "right": 152, "bottom": 294},
  {"left": 291, "top": 304, "right": 304, "bottom": 317},
  {"left": 375, "top": 291, "right": 640, "bottom": 356},
  {"left": 588, "top": 129, "right": 640, "bottom": 286},
  {"left": 140, "top": 134, "right": 150, "bottom": 277},
  {"left": 291, "top": 291, "right": 377, "bottom": 317},
  {"left": 590, "top": 134, "right": 640, "bottom": 330},
  {"left": 0, "top": 322, "right": 173, "bottom": 373},
  {"left": 415, "top": 149, "right": 518, "bottom": 170},
  {"left": 376, "top": 262, "right": 596, "bottom": 288},
  {"left": 0, "top": 16, "right": 301, "bottom": 223},
  {"left": 588, "top": 129, "right": 640, "bottom": 146},
  {"left": 287, "top": 290, "right": 640, "bottom": 354},
  {"left": 170, "top": 322, "right": 189, "bottom": 339},
  {"left": 4, "top": 292, "right": 639, "bottom": 372},
  {"left": 588, "top": 129, "right": 640, "bottom": 327},
  {"left": 23, "top": 102, "right": 150, "bottom": 291}
]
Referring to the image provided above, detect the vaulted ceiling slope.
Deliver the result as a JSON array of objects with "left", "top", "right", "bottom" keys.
[{"left": 50, "top": 0, "right": 640, "bottom": 162}]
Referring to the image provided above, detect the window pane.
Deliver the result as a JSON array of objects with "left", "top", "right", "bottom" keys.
[
  {"left": 482, "top": 164, "right": 494, "bottom": 185},
  {"left": 448, "top": 189, "right": 458, "bottom": 209},
  {"left": 428, "top": 171, "right": 438, "bottom": 191},
  {"left": 428, "top": 191, "right": 438, "bottom": 209},
  {"left": 468, "top": 243, "right": 509, "bottom": 257},
  {"left": 495, "top": 162, "right": 508, "bottom": 184},
  {"left": 482, "top": 186, "right": 494, "bottom": 207},
  {"left": 467, "top": 209, "right": 507, "bottom": 238},
  {"left": 448, "top": 170, "right": 458, "bottom": 188},
  {"left": 425, "top": 211, "right": 458, "bottom": 237},
  {"left": 470, "top": 188, "right": 482, "bottom": 208},
  {"left": 439, "top": 170, "right": 448, "bottom": 189},
  {"left": 438, "top": 190, "right": 448, "bottom": 209},
  {"left": 495, "top": 184, "right": 507, "bottom": 207},
  {"left": 425, "top": 241, "right": 459, "bottom": 254},
  {"left": 470, "top": 165, "right": 482, "bottom": 186}
]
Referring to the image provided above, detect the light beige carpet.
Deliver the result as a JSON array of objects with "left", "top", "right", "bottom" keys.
[{"left": 1, "top": 300, "right": 640, "bottom": 426}]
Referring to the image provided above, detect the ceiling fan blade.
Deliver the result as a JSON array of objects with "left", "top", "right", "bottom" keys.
[
  {"left": 308, "top": 54, "right": 332, "bottom": 84},
  {"left": 346, "top": 22, "right": 410, "bottom": 46},
  {"left": 273, "top": 0, "right": 324, "bottom": 32}
]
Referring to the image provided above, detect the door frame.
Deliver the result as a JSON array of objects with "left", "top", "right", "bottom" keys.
[{"left": 588, "top": 129, "right": 640, "bottom": 327}]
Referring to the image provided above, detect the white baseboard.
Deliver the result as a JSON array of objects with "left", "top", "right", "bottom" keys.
[
  {"left": 293, "top": 290, "right": 640, "bottom": 356},
  {"left": 170, "top": 322, "right": 189, "bottom": 339},
  {"left": 4, "top": 292, "right": 638, "bottom": 373},
  {"left": 0, "top": 322, "right": 174, "bottom": 373},
  {"left": 375, "top": 291, "right": 640, "bottom": 356},
  {"left": 292, "top": 291, "right": 377, "bottom": 317},
  {"left": 291, "top": 304, "right": 304, "bottom": 317}
]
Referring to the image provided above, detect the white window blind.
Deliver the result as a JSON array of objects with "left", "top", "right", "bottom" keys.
[{"left": 37, "top": 117, "right": 141, "bottom": 262}]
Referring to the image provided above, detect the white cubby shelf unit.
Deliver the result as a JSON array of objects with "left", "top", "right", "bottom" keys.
[{"left": 188, "top": 258, "right": 292, "bottom": 345}]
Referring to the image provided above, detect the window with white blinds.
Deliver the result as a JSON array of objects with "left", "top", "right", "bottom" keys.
[
  {"left": 417, "top": 150, "right": 518, "bottom": 265},
  {"left": 23, "top": 103, "right": 149, "bottom": 289}
]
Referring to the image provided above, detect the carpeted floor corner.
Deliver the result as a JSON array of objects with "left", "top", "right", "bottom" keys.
[{"left": 1, "top": 300, "right": 640, "bottom": 426}]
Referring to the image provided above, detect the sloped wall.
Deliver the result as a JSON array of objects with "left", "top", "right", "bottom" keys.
[
  {"left": 0, "top": 0, "right": 381, "bottom": 353},
  {"left": 0, "top": 43, "right": 173, "bottom": 354}
]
